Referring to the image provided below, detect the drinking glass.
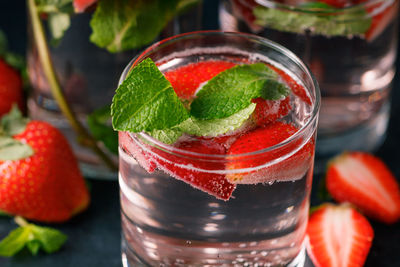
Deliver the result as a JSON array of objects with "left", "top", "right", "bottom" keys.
[
  {"left": 27, "top": 4, "right": 203, "bottom": 179},
  {"left": 118, "top": 31, "right": 320, "bottom": 266},
  {"left": 220, "top": 0, "right": 398, "bottom": 161}
]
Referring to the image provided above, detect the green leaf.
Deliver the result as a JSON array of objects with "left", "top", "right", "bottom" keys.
[
  {"left": 89, "top": 0, "right": 181, "bottom": 52},
  {"left": 111, "top": 58, "right": 189, "bottom": 132},
  {"left": 35, "top": 0, "right": 74, "bottom": 14},
  {"left": 30, "top": 224, "right": 67, "bottom": 254},
  {"left": 1, "top": 105, "right": 29, "bottom": 136},
  {"left": 0, "top": 30, "right": 7, "bottom": 56},
  {"left": 0, "top": 227, "right": 31, "bottom": 257},
  {"left": 0, "top": 137, "right": 34, "bottom": 161},
  {"left": 48, "top": 12, "right": 71, "bottom": 45},
  {"left": 253, "top": 2, "right": 372, "bottom": 37},
  {"left": 0, "top": 221, "right": 67, "bottom": 257},
  {"left": 87, "top": 106, "right": 118, "bottom": 154},
  {"left": 190, "top": 63, "right": 287, "bottom": 119},
  {"left": 148, "top": 103, "right": 256, "bottom": 144}
]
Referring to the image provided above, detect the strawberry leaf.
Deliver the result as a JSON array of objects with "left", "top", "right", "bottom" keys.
[
  {"left": 0, "top": 219, "right": 67, "bottom": 257},
  {"left": 0, "top": 137, "right": 34, "bottom": 161},
  {"left": 111, "top": 58, "right": 189, "bottom": 132},
  {"left": 0, "top": 105, "right": 29, "bottom": 136},
  {"left": 190, "top": 63, "right": 289, "bottom": 119}
]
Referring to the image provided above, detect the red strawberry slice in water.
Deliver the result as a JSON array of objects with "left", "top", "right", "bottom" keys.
[
  {"left": 164, "top": 61, "right": 236, "bottom": 100},
  {"left": 152, "top": 139, "right": 236, "bottom": 200},
  {"left": 364, "top": 0, "right": 398, "bottom": 41},
  {"left": 226, "top": 121, "right": 314, "bottom": 184},
  {"left": 73, "top": 0, "right": 97, "bottom": 13},
  {"left": 326, "top": 152, "right": 400, "bottom": 224},
  {"left": 269, "top": 64, "right": 312, "bottom": 106},
  {"left": 251, "top": 96, "right": 292, "bottom": 126},
  {"left": 307, "top": 204, "right": 374, "bottom": 267}
]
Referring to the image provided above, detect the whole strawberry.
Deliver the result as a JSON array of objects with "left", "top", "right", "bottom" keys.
[
  {"left": 0, "top": 108, "right": 90, "bottom": 223},
  {"left": 0, "top": 59, "right": 23, "bottom": 116}
]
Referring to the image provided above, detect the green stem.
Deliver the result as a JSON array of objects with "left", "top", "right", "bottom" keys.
[
  {"left": 27, "top": 0, "right": 117, "bottom": 172},
  {"left": 14, "top": 216, "right": 29, "bottom": 227}
]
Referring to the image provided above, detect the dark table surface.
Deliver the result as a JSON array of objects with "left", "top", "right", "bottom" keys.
[{"left": 1, "top": 1, "right": 400, "bottom": 266}]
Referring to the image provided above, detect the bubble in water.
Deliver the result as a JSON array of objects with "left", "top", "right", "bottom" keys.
[
  {"left": 186, "top": 240, "right": 192, "bottom": 245},
  {"left": 261, "top": 251, "right": 268, "bottom": 256}
]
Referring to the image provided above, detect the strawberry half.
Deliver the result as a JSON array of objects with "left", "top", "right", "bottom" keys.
[
  {"left": 307, "top": 204, "right": 374, "bottom": 267},
  {"left": 73, "top": 0, "right": 97, "bottom": 13},
  {"left": 151, "top": 139, "right": 236, "bottom": 200},
  {"left": 164, "top": 61, "right": 236, "bottom": 100},
  {"left": 251, "top": 96, "right": 292, "bottom": 126},
  {"left": 364, "top": 0, "right": 398, "bottom": 41},
  {"left": 0, "top": 59, "right": 23, "bottom": 116},
  {"left": 0, "top": 111, "right": 90, "bottom": 223},
  {"left": 326, "top": 152, "right": 400, "bottom": 224},
  {"left": 226, "top": 121, "right": 314, "bottom": 184}
]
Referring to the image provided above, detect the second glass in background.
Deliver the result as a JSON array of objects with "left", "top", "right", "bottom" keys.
[{"left": 220, "top": 0, "right": 399, "bottom": 162}]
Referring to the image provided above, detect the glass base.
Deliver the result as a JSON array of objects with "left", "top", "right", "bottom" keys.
[
  {"left": 121, "top": 236, "right": 306, "bottom": 267},
  {"left": 315, "top": 102, "right": 389, "bottom": 173}
]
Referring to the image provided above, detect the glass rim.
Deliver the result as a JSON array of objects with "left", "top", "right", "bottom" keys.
[
  {"left": 119, "top": 31, "right": 320, "bottom": 159},
  {"left": 248, "top": 0, "right": 395, "bottom": 13}
]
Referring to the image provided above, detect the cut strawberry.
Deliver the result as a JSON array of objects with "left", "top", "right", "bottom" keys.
[
  {"left": 164, "top": 61, "right": 236, "bottom": 100},
  {"left": 119, "top": 132, "right": 156, "bottom": 173},
  {"left": 251, "top": 96, "right": 292, "bottom": 126},
  {"left": 307, "top": 204, "right": 374, "bottom": 267},
  {"left": 152, "top": 139, "right": 236, "bottom": 200},
  {"left": 0, "top": 59, "right": 23, "bottom": 116},
  {"left": 226, "top": 121, "right": 314, "bottom": 184},
  {"left": 364, "top": 0, "right": 398, "bottom": 41},
  {"left": 326, "top": 152, "right": 400, "bottom": 224},
  {"left": 269, "top": 64, "right": 312, "bottom": 105},
  {"left": 73, "top": 0, "right": 97, "bottom": 13}
]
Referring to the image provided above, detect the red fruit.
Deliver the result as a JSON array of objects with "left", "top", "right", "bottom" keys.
[
  {"left": 226, "top": 121, "right": 314, "bottom": 183},
  {"left": 152, "top": 139, "right": 236, "bottom": 200},
  {"left": 231, "top": 0, "right": 262, "bottom": 32},
  {"left": 269, "top": 64, "right": 312, "bottom": 105},
  {"left": 164, "top": 61, "right": 236, "bottom": 100},
  {"left": 326, "top": 152, "right": 400, "bottom": 224},
  {"left": 307, "top": 204, "right": 374, "bottom": 267},
  {"left": 119, "top": 131, "right": 156, "bottom": 173},
  {"left": 73, "top": 0, "right": 97, "bottom": 13},
  {"left": 0, "top": 59, "right": 23, "bottom": 116},
  {"left": 251, "top": 96, "right": 292, "bottom": 126},
  {"left": 0, "top": 121, "right": 90, "bottom": 223},
  {"left": 364, "top": 0, "right": 398, "bottom": 41}
]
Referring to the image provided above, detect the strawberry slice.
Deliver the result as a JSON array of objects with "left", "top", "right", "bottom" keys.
[
  {"left": 152, "top": 139, "right": 236, "bottom": 200},
  {"left": 251, "top": 96, "right": 292, "bottom": 126},
  {"left": 268, "top": 64, "right": 312, "bottom": 105},
  {"left": 364, "top": 0, "right": 398, "bottom": 41},
  {"left": 307, "top": 204, "right": 374, "bottom": 267},
  {"left": 119, "top": 132, "right": 156, "bottom": 173},
  {"left": 164, "top": 61, "right": 236, "bottom": 100},
  {"left": 73, "top": 0, "right": 97, "bottom": 13},
  {"left": 326, "top": 152, "right": 400, "bottom": 224},
  {"left": 226, "top": 121, "right": 314, "bottom": 184}
]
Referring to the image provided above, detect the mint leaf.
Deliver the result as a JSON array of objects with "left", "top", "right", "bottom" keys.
[
  {"left": 0, "top": 137, "right": 34, "bottom": 161},
  {"left": 254, "top": 3, "right": 371, "bottom": 37},
  {"left": 149, "top": 128, "right": 183, "bottom": 144},
  {"left": 111, "top": 58, "right": 189, "bottom": 132},
  {"left": 87, "top": 106, "right": 118, "bottom": 154},
  {"left": 190, "top": 63, "right": 287, "bottom": 119},
  {"left": 90, "top": 0, "right": 181, "bottom": 52},
  {"left": 0, "top": 220, "right": 67, "bottom": 257},
  {"left": 149, "top": 103, "right": 256, "bottom": 144}
]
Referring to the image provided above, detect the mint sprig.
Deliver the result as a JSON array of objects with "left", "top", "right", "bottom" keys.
[
  {"left": 253, "top": 2, "right": 372, "bottom": 37},
  {"left": 112, "top": 59, "right": 290, "bottom": 144},
  {"left": 0, "top": 217, "right": 67, "bottom": 257},
  {"left": 190, "top": 63, "right": 289, "bottom": 119},
  {"left": 149, "top": 103, "right": 257, "bottom": 144},
  {"left": 111, "top": 58, "right": 189, "bottom": 132}
]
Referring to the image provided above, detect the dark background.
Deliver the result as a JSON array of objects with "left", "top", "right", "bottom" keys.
[{"left": 0, "top": 0, "right": 399, "bottom": 266}]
